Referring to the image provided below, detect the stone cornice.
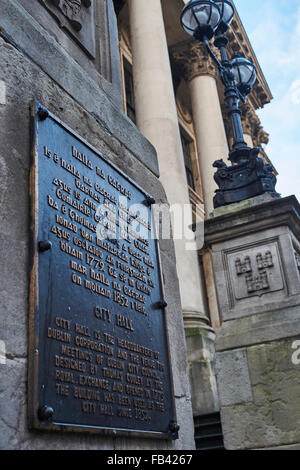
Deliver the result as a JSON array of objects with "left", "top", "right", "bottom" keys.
[
  {"left": 204, "top": 195, "right": 300, "bottom": 246},
  {"left": 227, "top": 1, "right": 273, "bottom": 109}
]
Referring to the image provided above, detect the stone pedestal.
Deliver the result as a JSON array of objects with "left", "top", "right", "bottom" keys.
[{"left": 204, "top": 195, "right": 300, "bottom": 450}]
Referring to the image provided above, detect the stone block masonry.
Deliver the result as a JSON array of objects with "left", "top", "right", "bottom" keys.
[{"left": 204, "top": 194, "right": 300, "bottom": 450}]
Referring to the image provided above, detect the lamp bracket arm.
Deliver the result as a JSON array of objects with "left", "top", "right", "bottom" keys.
[
  {"left": 203, "top": 38, "right": 223, "bottom": 75},
  {"left": 239, "top": 91, "right": 247, "bottom": 104}
]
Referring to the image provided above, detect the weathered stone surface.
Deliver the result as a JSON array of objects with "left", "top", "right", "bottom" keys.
[
  {"left": 259, "top": 443, "right": 300, "bottom": 450},
  {"left": 160, "top": 252, "right": 192, "bottom": 404},
  {"left": 216, "top": 304, "right": 300, "bottom": 352},
  {"left": 0, "top": 358, "right": 27, "bottom": 450},
  {"left": 171, "top": 395, "right": 196, "bottom": 450},
  {"left": 0, "top": 80, "right": 5, "bottom": 105},
  {"left": 211, "top": 193, "right": 278, "bottom": 219},
  {"left": 220, "top": 339, "right": 300, "bottom": 450},
  {"left": 0, "top": 236, "right": 28, "bottom": 358},
  {"left": 185, "top": 328, "right": 219, "bottom": 416},
  {"left": 215, "top": 349, "right": 252, "bottom": 407},
  {"left": 205, "top": 195, "right": 300, "bottom": 246}
]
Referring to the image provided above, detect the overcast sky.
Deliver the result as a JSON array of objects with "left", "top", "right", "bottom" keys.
[{"left": 235, "top": 0, "right": 300, "bottom": 200}]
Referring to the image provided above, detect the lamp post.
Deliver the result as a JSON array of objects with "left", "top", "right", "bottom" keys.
[{"left": 180, "top": 0, "right": 278, "bottom": 208}]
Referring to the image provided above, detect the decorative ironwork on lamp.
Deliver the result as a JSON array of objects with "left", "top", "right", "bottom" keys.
[{"left": 180, "top": 0, "right": 279, "bottom": 209}]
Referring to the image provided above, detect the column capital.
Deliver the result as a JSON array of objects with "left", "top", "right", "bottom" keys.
[{"left": 171, "top": 40, "right": 218, "bottom": 82}]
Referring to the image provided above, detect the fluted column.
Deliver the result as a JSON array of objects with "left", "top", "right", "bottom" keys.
[
  {"left": 173, "top": 42, "right": 229, "bottom": 215},
  {"left": 128, "top": 0, "right": 207, "bottom": 325}
]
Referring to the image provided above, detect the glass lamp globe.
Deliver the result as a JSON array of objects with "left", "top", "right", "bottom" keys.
[
  {"left": 180, "top": 0, "right": 221, "bottom": 41},
  {"left": 215, "top": 0, "right": 234, "bottom": 33},
  {"left": 231, "top": 54, "right": 257, "bottom": 96}
]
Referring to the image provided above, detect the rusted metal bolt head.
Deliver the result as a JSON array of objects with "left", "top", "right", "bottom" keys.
[
  {"left": 38, "top": 240, "right": 52, "bottom": 253},
  {"left": 169, "top": 421, "right": 180, "bottom": 433},
  {"left": 37, "top": 107, "right": 49, "bottom": 121},
  {"left": 38, "top": 405, "right": 54, "bottom": 422},
  {"left": 156, "top": 300, "right": 168, "bottom": 309},
  {"left": 144, "top": 195, "right": 156, "bottom": 206}
]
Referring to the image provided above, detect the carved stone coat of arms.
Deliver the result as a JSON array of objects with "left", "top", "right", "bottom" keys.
[{"left": 39, "top": 0, "right": 96, "bottom": 57}]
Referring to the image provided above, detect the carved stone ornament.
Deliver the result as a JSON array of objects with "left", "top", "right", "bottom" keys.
[
  {"left": 172, "top": 41, "right": 218, "bottom": 82},
  {"left": 235, "top": 251, "right": 274, "bottom": 296},
  {"left": 57, "top": 0, "right": 91, "bottom": 31},
  {"left": 213, "top": 147, "right": 279, "bottom": 208},
  {"left": 39, "top": 0, "right": 96, "bottom": 58},
  {"left": 228, "top": 245, "right": 284, "bottom": 301},
  {"left": 240, "top": 103, "right": 270, "bottom": 147}
]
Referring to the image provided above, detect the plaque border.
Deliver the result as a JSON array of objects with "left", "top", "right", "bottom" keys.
[{"left": 28, "top": 101, "right": 178, "bottom": 440}]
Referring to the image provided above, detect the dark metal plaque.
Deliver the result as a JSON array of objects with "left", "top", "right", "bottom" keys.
[
  {"left": 39, "top": 0, "right": 96, "bottom": 58},
  {"left": 28, "top": 102, "right": 178, "bottom": 440}
]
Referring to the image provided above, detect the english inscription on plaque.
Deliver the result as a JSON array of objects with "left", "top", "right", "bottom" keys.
[{"left": 29, "top": 102, "right": 178, "bottom": 439}]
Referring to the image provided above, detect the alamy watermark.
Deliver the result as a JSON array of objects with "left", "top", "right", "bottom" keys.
[
  {"left": 291, "top": 340, "right": 300, "bottom": 365},
  {"left": 93, "top": 196, "right": 204, "bottom": 251}
]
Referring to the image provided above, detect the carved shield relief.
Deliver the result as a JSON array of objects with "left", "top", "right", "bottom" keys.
[
  {"left": 39, "top": 0, "right": 96, "bottom": 58},
  {"left": 227, "top": 242, "right": 285, "bottom": 302}
]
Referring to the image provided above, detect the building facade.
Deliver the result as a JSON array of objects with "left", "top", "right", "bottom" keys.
[
  {"left": 113, "top": 0, "right": 274, "bottom": 448},
  {"left": 0, "top": 0, "right": 195, "bottom": 450},
  {"left": 1, "top": 0, "right": 298, "bottom": 452}
]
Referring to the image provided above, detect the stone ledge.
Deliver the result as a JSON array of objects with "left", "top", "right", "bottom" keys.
[
  {"left": 204, "top": 195, "right": 300, "bottom": 246},
  {"left": 219, "top": 338, "right": 300, "bottom": 450},
  {"left": 216, "top": 305, "right": 300, "bottom": 352},
  {"left": 210, "top": 193, "right": 278, "bottom": 218}
]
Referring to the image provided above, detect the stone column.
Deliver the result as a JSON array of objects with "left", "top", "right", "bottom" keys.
[
  {"left": 128, "top": 0, "right": 206, "bottom": 321},
  {"left": 173, "top": 42, "right": 229, "bottom": 215},
  {"left": 129, "top": 0, "right": 220, "bottom": 416}
]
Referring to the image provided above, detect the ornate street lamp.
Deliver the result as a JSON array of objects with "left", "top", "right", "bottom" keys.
[
  {"left": 180, "top": 0, "right": 221, "bottom": 40},
  {"left": 180, "top": 0, "right": 278, "bottom": 208}
]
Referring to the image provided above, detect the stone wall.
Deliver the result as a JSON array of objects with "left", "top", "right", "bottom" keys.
[
  {"left": 216, "top": 339, "right": 300, "bottom": 450},
  {"left": 0, "top": 0, "right": 194, "bottom": 450}
]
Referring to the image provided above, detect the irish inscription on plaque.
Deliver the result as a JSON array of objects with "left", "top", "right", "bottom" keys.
[{"left": 29, "top": 102, "right": 178, "bottom": 440}]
